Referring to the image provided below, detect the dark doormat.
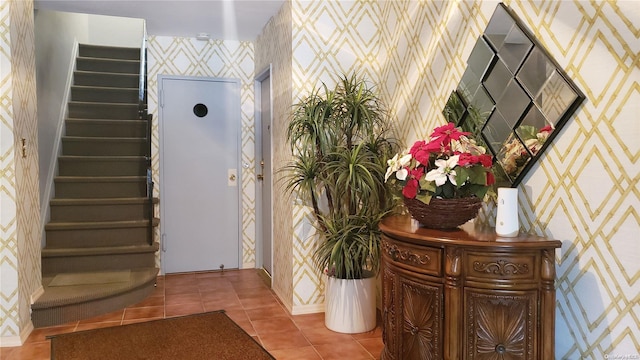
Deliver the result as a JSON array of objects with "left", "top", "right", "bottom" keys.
[{"left": 48, "top": 310, "right": 274, "bottom": 360}]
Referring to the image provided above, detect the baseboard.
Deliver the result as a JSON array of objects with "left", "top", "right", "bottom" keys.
[
  {"left": 31, "top": 285, "right": 44, "bottom": 304},
  {"left": 0, "top": 321, "right": 33, "bottom": 347},
  {"left": 256, "top": 268, "right": 272, "bottom": 288},
  {"left": 272, "top": 287, "right": 293, "bottom": 314},
  {"left": 291, "top": 303, "right": 324, "bottom": 315}
]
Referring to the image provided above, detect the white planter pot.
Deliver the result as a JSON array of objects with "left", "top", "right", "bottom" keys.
[{"left": 324, "top": 274, "right": 376, "bottom": 333}]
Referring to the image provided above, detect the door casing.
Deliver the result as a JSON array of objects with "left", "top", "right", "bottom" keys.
[{"left": 255, "top": 66, "right": 273, "bottom": 279}]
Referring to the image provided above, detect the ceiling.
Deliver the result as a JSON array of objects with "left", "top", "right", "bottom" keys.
[{"left": 34, "top": 0, "right": 286, "bottom": 41}]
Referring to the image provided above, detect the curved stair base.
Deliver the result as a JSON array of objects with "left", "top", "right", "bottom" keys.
[{"left": 31, "top": 267, "right": 158, "bottom": 328}]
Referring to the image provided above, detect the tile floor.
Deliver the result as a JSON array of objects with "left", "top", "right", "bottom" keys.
[{"left": 0, "top": 269, "right": 384, "bottom": 360}]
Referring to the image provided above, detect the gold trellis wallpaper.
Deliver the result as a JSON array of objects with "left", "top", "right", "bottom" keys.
[
  {"left": 0, "top": 0, "right": 41, "bottom": 344},
  {"left": 146, "top": 36, "right": 257, "bottom": 269}
]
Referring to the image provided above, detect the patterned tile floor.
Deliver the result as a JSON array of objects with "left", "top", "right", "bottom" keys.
[{"left": 0, "top": 269, "right": 383, "bottom": 360}]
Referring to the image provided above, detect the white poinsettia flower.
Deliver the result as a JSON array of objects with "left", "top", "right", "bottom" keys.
[
  {"left": 385, "top": 152, "right": 413, "bottom": 181},
  {"left": 398, "top": 153, "right": 412, "bottom": 166},
  {"left": 395, "top": 168, "right": 409, "bottom": 181},
  {"left": 385, "top": 155, "right": 399, "bottom": 181},
  {"left": 425, "top": 155, "right": 459, "bottom": 186}
]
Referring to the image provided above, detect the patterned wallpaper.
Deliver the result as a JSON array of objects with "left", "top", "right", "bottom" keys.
[
  {"left": 0, "top": 0, "right": 41, "bottom": 343},
  {"left": 146, "top": 36, "right": 257, "bottom": 268},
  {"left": 254, "top": 1, "right": 294, "bottom": 311},
  {"left": 0, "top": 0, "right": 19, "bottom": 341}
]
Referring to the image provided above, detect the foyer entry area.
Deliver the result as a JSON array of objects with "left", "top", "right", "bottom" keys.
[{"left": 3, "top": 270, "right": 384, "bottom": 360}]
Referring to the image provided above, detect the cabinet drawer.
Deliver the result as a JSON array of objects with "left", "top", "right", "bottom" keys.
[
  {"left": 382, "top": 237, "right": 441, "bottom": 276},
  {"left": 466, "top": 252, "right": 536, "bottom": 281}
]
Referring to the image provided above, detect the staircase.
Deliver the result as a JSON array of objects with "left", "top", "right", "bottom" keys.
[{"left": 32, "top": 44, "right": 159, "bottom": 328}]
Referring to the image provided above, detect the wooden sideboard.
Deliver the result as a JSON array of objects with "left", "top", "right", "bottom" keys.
[{"left": 379, "top": 215, "right": 561, "bottom": 360}]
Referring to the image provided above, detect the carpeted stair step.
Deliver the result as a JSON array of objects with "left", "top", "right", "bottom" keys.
[
  {"left": 62, "top": 136, "right": 146, "bottom": 156},
  {"left": 41, "top": 243, "right": 159, "bottom": 275},
  {"left": 68, "top": 102, "right": 139, "bottom": 120},
  {"left": 74, "top": 71, "right": 139, "bottom": 88},
  {"left": 65, "top": 119, "right": 147, "bottom": 138},
  {"left": 76, "top": 57, "right": 140, "bottom": 74},
  {"left": 79, "top": 44, "right": 140, "bottom": 61},
  {"left": 58, "top": 155, "right": 147, "bottom": 176},
  {"left": 49, "top": 197, "right": 154, "bottom": 222},
  {"left": 54, "top": 176, "right": 146, "bottom": 198},
  {"left": 31, "top": 267, "right": 158, "bottom": 328},
  {"left": 45, "top": 219, "right": 159, "bottom": 248},
  {"left": 71, "top": 85, "right": 139, "bottom": 104}
]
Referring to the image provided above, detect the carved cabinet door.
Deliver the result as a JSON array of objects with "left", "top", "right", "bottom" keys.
[
  {"left": 398, "top": 275, "right": 443, "bottom": 360},
  {"left": 464, "top": 288, "right": 538, "bottom": 360}
]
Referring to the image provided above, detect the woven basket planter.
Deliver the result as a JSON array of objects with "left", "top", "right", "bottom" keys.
[{"left": 404, "top": 197, "right": 483, "bottom": 229}]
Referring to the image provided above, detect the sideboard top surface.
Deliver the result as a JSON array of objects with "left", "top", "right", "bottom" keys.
[{"left": 380, "top": 215, "right": 561, "bottom": 249}]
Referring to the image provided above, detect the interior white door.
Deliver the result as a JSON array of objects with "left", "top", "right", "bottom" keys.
[
  {"left": 160, "top": 76, "right": 240, "bottom": 274},
  {"left": 257, "top": 72, "right": 273, "bottom": 276}
]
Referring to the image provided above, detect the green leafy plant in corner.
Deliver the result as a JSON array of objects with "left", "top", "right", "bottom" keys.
[{"left": 283, "top": 73, "right": 397, "bottom": 280}]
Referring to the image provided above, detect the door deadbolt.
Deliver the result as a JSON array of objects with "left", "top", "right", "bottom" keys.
[{"left": 229, "top": 174, "right": 236, "bottom": 181}]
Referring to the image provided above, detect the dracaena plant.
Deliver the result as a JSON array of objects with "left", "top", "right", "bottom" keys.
[{"left": 283, "top": 73, "right": 397, "bottom": 280}]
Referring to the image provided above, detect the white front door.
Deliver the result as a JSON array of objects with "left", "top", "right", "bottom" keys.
[{"left": 159, "top": 76, "right": 240, "bottom": 274}]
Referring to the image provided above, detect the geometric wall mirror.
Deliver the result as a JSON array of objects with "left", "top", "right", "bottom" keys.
[{"left": 443, "top": 2, "right": 585, "bottom": 187}]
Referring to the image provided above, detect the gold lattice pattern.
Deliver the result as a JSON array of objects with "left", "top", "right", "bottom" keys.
[
  {"left": 0, "top": 0, "right": 19, "bottom": 338},
  {"left": 1, "top": 0, "right": 41, "bottom": 339}
]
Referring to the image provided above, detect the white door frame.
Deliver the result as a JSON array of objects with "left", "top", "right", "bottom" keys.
[
  {"left": 254, "top": 65, "right": 273, "bottom": 277},
  {"left": 158, "top": 74, "right": 243, "bottom": 274}
]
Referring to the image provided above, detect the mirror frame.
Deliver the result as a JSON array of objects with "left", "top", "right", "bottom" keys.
[{"left": 444, "top": 3, "right": 585, "bottom": 187}]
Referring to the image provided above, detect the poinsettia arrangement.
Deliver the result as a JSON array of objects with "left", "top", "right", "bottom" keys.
[{"left": 385, "top": 122, "right": 495, "bottom": 204}]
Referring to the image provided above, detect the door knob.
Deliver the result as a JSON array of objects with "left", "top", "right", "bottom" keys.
[{"left": 229, "top": 174, "right": 236, "bottom": 181}]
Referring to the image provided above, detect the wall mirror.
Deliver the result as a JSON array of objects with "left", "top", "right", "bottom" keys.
[{"left": 443, "top": 3, "right": 585, "bottom": 187}]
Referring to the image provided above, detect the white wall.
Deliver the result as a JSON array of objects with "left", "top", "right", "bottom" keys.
[
  {"left": 34, "top": 9, "right": 88, "bottom": 231},
  {"left": 88, "top": 14, "right": 144, "bottom": 47}
]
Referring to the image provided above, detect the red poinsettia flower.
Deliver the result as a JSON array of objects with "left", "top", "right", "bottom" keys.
[
  {"left": 457, "top": 153, "right": 479, "bottom": 167},
  {"left": 409, "top": 141, "right": 432, "bottom": 165},
  {"left": 486, "top": 171, "right": 495, "bottom": 186},
  {"left": 478, "top": 154, "right": 493, "bottom": 168},
  {"left": 402, "top": 178, "right": 419, "bottom": 199},
  {"left": 430, "top": 122, "right": 470, "bottom": 145},
  {"left": 402, "top": 167, "right": 424, "bottom": 198}
]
